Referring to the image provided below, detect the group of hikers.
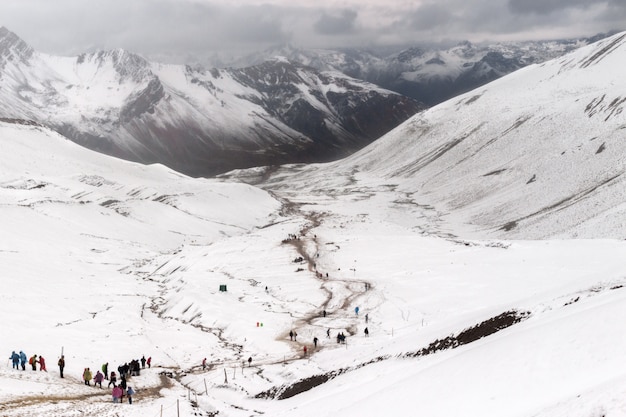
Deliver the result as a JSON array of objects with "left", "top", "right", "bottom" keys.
[
  {"left": 82, "top": 356, "right": 150, "bottom": 403},
  {"left": 9, "top": 351, "right": 48, "bottom": 372},
  {"left": 10, "top": 350, "right": 150, "bottom": 404},
  {"left": 281, "top": 232, "right": 375, "bottom": 357}
]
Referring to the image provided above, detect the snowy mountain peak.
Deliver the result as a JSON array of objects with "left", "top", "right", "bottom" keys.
[
  {"left": 76, "top": 48, "right": 153, "bottom": 83},
  {"left": 0, "top": 26, "right": 34, "bottom": 67},
  {"left": 0, "top": 28, "right": 420, "bottom": 176}
]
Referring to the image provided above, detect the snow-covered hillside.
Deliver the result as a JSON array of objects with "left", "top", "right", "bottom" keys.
[
  {"left": 0, "top": 27, "right": 420, "bottom": 177},
  {"left": 2, "top": 31, "right": 626, "bottom": 417},
  {"left": 2, "top": 78, "right": 626, "bottom": 417},
  {"left": 247, "top": 31, "right": 626, "bottom": 240}
]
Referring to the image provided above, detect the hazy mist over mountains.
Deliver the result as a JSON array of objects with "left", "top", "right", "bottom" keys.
[{"left": 0, "top": 27, "right": 616, "bottom": 177}]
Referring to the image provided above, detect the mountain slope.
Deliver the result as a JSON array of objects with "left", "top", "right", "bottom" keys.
[
  {"left": 0, "top": 27, "right": 421, "bottom": 177},
  {"left": 2, "top": 111, "right": 626, "bottom": 417},
  {"left": 237, "top": 31, "right": 626, "bottom": 240}
]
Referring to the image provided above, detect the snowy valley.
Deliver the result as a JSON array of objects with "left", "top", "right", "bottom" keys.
[{"left": 0, "top": 30, "right": 625, "bottom": 417}]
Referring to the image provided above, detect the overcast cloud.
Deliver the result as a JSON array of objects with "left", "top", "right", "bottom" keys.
[{"left": 0, "top": 0, "right": 623, "bottom": 65}]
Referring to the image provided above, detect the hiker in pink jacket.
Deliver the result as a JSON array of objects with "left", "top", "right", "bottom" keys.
[{"left": 112, "top": 385, "right": 123, "bottom": 403}]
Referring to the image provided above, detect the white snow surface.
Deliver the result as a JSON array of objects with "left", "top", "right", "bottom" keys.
[
  {"left": 2, "top": 32, "right": 626, "bottom": 417},
  {"left": 266, "top": 31, "right": 626, "bottom": 240}
]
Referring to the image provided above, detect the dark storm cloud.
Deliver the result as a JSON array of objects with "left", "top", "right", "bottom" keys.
[
  {"left": 0, "top": 0, "right": 622, "bottom": 65},
  {"left": 313, "top": 9, "right": 358, "bottom": 35},
  {"left": 406, "top": 3, "right": 453, "bottom": 31},
  {"left": 508, "top": 0, "right": 604, "bottom": 15}
]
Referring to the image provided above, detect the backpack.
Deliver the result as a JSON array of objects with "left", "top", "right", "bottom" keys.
[{"left": 28, "top": 357, "right": 33, "bottom": 365}]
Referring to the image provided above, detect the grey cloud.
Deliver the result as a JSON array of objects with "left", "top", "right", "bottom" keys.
[
  {"left": 406, "top": 3, "right": 453, "bottom": 31},
  {"left": 0, "top": 0, "right": 622, "bottom": 66},
  {"left": 508, "top": 0, "right": 605, "bottom": 15},
  {"left": 313, "top": 9, "right": 358, "bottom": 35}
]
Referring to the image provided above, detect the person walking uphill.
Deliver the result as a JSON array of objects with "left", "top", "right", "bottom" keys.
[
  {"left": 58, "top": 355, "right": 65, "bottom": 378},
  {"left": 19, "top": 351, "right": 27, "bottom": 370},
  {"left": 94, "top": 370, "right": 104, "bottom": 388},
  {"left": 108, "top": 371, "right": 117, "bottom": 388},
  {"left": 29, "top": 354, "right": 38, "bottom": 371},
  {"left": 112, "top": 385, "right": 123, "bottom": 403},
  {"left": 83, "top": 368, "right": 92, "bottom": 386},
  {"left": 126, "top": 386, "right": 135, "bottom": 404},
  {"left": 9, "top": 351, "right": 19, "bottom": 369}
]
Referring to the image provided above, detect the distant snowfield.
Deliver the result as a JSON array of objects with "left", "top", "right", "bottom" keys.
[{"left": 1, "top": 119, "right": 626, "bottom": 417}]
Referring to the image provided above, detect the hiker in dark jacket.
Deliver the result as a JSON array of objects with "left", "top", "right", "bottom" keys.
[
  {"left": 58, "top": 355, "right": 65, "bottom": 378},
  {"left": 108, "top": 371, "right": 117, "bottom": 388}
]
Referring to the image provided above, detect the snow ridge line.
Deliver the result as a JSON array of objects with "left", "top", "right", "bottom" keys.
[{"left": 255, "top": 309, "right": 530, "bottom": 400}]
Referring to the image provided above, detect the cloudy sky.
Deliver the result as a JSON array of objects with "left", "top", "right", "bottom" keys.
[{"left": 1, "top": 0, "right": 624, "bottom": 64}]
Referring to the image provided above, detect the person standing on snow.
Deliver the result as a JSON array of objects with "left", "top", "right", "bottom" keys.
[
  {"left": 94, "top": 370, "right": 104, "bottom": 388},
  {"left": 19, "top": 351, "right": 27, "bottom": 370},
  {"left": 112, "top": 385, "right": 123, "bottom": 403},
  {"left": 58, "top": 355, "right": 65, "bottom": 378},
  {"left": 83, "top": 367, "right": 92, "bottom": 385},
  {"left": 126, "top": 386, "right": 135, "bottom": 404},
  {"left": 108, "top": 371, "right": 117, "bottom": 388},
  {"left": 9, "top": 351, "right": 19, "bottom": 369},
  {"left": 202, "top": 358, "right": 207, "bottom": 370},
  {"left": 141, "top": 356, "right": 146, "bottom": 369},
  {"left": 102, "top": 362, "right": 108, "bottom": 379},
  {"left": 29, "top": 354, "right": 38, "bottom": 371},
  {"left": 146, "top": 356, "right": 151, "bottom": 368},
  {"left": 39, "top": 355, "right": 47, "bottom": 371}
]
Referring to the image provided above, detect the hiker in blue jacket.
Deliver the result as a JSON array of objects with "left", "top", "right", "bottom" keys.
[
  {"left": 9, "top": 351, "right": 19, "bottom": 369},
  {"left": 19, "top": 351, "right": 27, "bottom": 370}
]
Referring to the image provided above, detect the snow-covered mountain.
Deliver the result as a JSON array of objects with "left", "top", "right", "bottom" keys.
[
  {"left": 2, "top": 32, "right": 626, "bottom": 417},
  {"left": 237, "top": 33, "right": 614, "bottom": 106},
  {"left": 229, "top": 31, "right": 626, "bottom": 240},
  {"left": 0, "top": 27, "right": 421, "bottom": 177}
]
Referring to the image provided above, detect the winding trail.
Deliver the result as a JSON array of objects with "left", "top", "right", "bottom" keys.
[
  {"left": 0, "top": 373, "right": 174, "bottom": 416},
  {"left": 1, "top": 195, "right": 378, "bottom": 416}
]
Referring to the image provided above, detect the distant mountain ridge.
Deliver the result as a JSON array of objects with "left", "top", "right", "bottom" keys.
[
  {"left": 0, "top": 27, "right": 421, "bottom": 177},
  {"left": 235, "top": 32, "right": 617, "bottom": 106},
  {"left": 242, "top": 31, "right": 626, "bottom": 239}
]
